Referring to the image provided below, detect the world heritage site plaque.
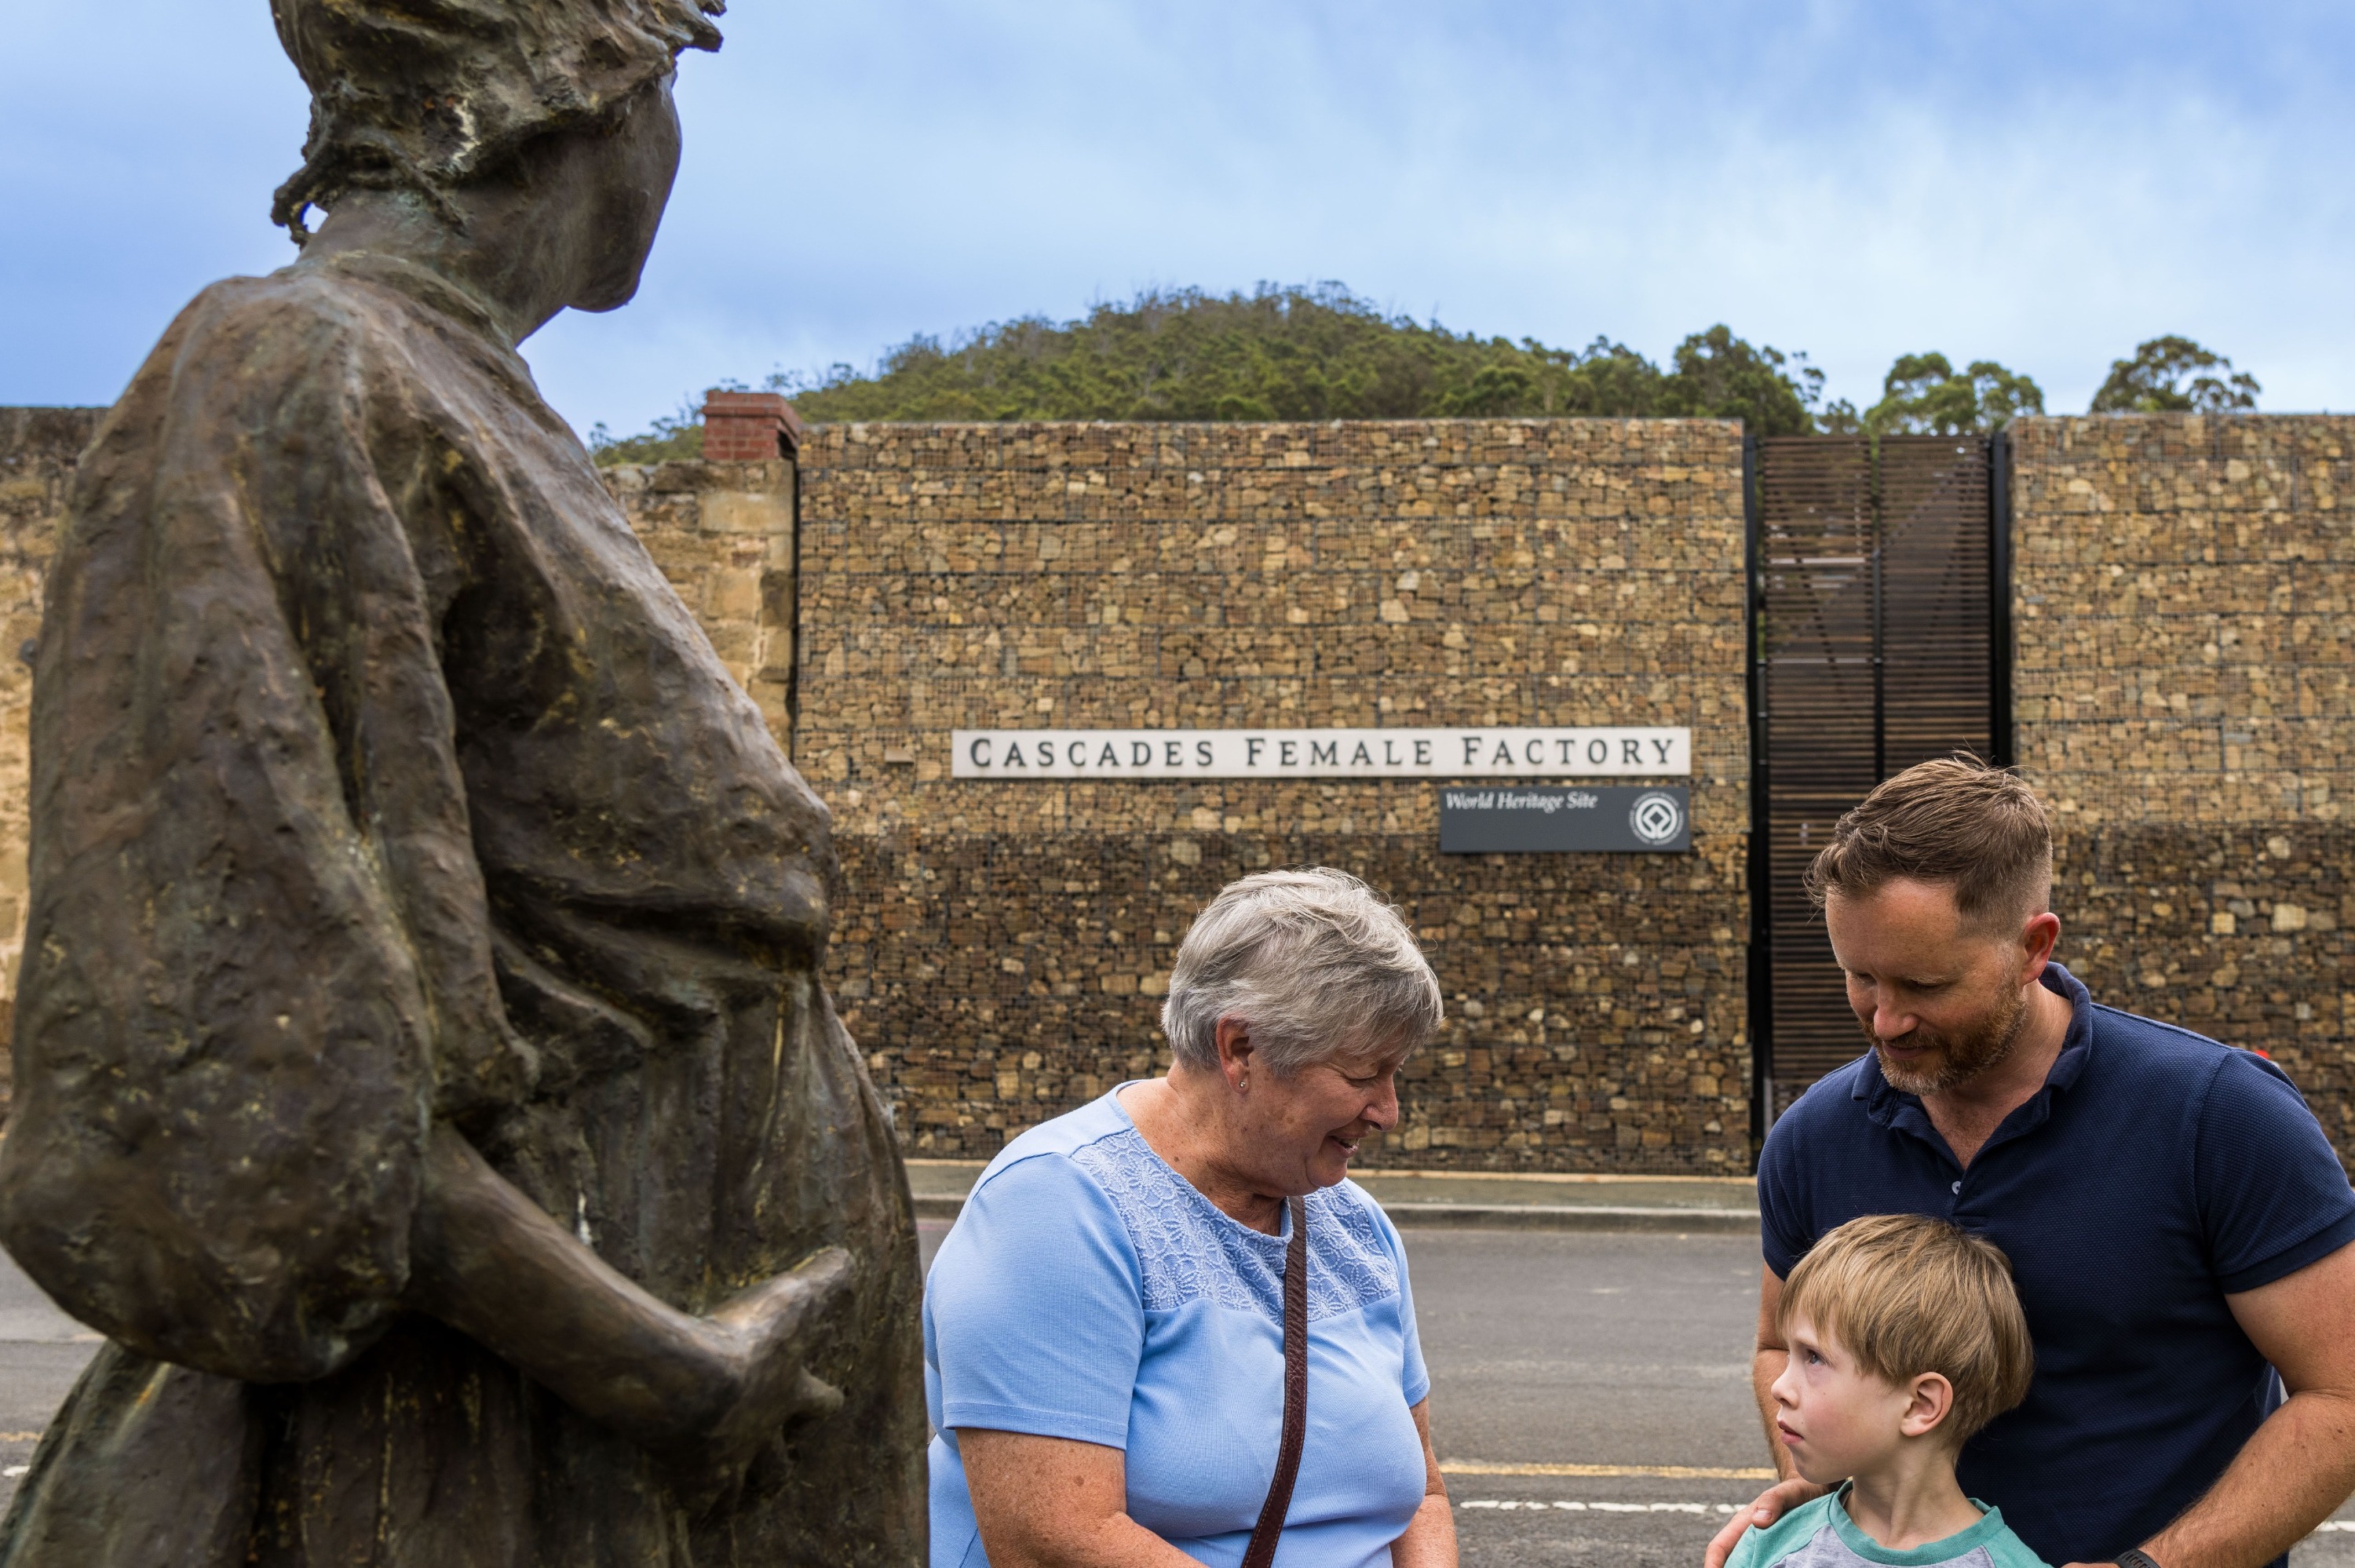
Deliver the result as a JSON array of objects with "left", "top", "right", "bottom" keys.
[{"left": 1437, "top": 785, "right": 1692, "bottom": 854}]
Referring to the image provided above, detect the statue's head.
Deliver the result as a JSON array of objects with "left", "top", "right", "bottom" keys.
[{"left": 268, "top": 0, "right": 721, "bottom": 301}]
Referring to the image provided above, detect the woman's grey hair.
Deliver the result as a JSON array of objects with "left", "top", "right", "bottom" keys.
[{"left": 1160, "top": 868, "right": 1443, "bottom": 1076}]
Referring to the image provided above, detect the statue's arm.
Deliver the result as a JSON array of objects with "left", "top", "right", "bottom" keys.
[{"left": 406, "top": 1121, "right": 851, "bottom": 1458}]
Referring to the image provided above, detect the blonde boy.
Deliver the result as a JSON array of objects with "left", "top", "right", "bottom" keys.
[{"left": 1725, "top": 1213, "right": 2045, "bottom": 1568}]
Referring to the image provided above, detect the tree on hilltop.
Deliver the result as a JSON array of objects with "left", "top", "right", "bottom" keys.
[
  {"left": 1862, "top": 352, "right": 2046, "bottom": 435},
  {"left": 2089, "top": 337, "right": 2259, "bottom": 414},
  {"left": 1652, "top": 325, "right": 1828, "bottom": 437}
]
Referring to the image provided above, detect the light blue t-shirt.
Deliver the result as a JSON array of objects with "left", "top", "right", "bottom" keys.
[
  {"left": 1727, "top": 1485, "right": 2053, "bottom": 1568},
  {"left": 923, "top": 1088, "right": 1433, "bottom": 1568}
]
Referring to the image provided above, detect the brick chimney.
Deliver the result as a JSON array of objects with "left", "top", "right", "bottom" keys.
[{"left": 700, "top": 389, "right": 805, "bottom": 461}]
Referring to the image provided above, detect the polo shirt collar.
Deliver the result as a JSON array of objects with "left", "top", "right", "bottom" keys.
[
  {"left": 1854, "top": 961, "right": 2096, "bottom": 1141},
  {"left": 2040, "top": 961, "right": 2096, "bottom": 1089}
]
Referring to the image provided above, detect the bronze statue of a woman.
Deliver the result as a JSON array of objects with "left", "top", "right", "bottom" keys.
[{"left": 0, "top": 2, "right": 923, "bottom": 1562}]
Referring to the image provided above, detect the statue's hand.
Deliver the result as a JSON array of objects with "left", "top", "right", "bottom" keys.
[{"left": 697, "top": 1247, "right": 856, "bottom": 1464}]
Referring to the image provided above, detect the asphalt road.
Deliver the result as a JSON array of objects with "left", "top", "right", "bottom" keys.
[
  {"left": 0, "top": 1232, "right": 2343, "bottom": 1565},
  {"left": 0, "top": 1249, "right": 103, "bottom": 1515},
  {"left": 1408, "top": 1227, "right": 1774, "bottom": 1566}
]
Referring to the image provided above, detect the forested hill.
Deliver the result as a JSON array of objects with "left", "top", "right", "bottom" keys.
[
  {"left": 588, "top": 283, "right": 2263, "bottom": 465},
  {"left": 589, "top": 284, "right": 1841, "bottom": 462},
  {"left": 788, "top": 286, "right": 1827, "bottom": 428}
]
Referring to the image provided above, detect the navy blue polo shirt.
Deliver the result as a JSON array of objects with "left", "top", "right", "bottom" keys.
[{"left": 1760, "top": 963, "right": 2355, "bottom": 1567}]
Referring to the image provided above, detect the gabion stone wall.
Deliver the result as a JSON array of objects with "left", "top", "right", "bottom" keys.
[
  {"left": 2011, "top": 414, "right": 2355, "bottom": 1168},
  {"left": 16, "top": 409, "right": 2353, "bottom": 1172},
  {"left": 790, "top": 421, "right": 1754, "bottom": 1172}
]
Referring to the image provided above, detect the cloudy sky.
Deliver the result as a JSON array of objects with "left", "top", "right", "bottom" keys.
[{"left": 5, "top": 1, "right": 2350, "bottom": 439}]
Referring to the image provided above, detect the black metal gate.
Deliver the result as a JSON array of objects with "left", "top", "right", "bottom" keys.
[{"left": 1745, "top": 433, "right": 2010, "bottom": 1128}]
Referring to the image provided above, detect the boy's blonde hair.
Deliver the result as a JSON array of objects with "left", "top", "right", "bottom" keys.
[{"left": 1779, "top": 1212, "right": 2035, "bottom": 1446}]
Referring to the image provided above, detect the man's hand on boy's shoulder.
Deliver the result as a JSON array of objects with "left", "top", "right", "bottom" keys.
[{"left": 1703, "top": 1478, "right": 1828, "bottom": 1568}]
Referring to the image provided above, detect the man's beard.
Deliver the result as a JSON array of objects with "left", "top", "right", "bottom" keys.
[{"left": 1865, "top": 982, "right": 2031, "bottom": 1096}]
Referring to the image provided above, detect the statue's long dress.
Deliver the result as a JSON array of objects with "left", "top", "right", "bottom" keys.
[{"left": 0, "top": 252, "right": 922, "bottom": 1566}]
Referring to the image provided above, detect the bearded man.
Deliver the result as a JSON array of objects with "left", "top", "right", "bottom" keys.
[{"left": 1706, "top": 759, "right": 2355, "bottom": 1568}]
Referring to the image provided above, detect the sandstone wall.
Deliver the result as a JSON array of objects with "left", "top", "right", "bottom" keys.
[
  {"left": 599, "top": 458, "right": 798, "bottom": 740},
  {"left": 0, "top": 409, "right": 102, "bottom": 1105},
  {"left": 790, "top": 421, "right": 1753, "bottom": 1171},
  {"left": 2010, "top": 414, "right": 2355, "bottom": 1165}
]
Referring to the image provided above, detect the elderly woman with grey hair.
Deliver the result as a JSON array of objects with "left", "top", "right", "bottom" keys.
[{"left": 925, "top": 868, "right": 1459, "bottom": 1568}]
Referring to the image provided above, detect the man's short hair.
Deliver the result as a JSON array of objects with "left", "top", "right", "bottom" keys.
[
  {"left": 1161, "top": 868, "right": 1442, "bottom": 1077},
  {"left": 1802, "top": 756, "right": 2053, "bottom": 931},
  {"left": 1779, "top": 1212, "right": 2035, "bottom": 1446}
]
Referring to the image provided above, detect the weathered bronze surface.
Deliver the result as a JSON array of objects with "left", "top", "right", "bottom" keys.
[{"left": 0, "top": 4, "right": 924, "bottom": 1563}]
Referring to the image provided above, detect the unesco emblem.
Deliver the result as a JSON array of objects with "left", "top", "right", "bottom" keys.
[{"left": 1629, "top": 791, "right": 1685, "bottom": 845}]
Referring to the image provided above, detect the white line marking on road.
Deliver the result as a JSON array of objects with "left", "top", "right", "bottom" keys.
[
  {"left": 1459, "top": 1500, "right": 1738, "bottom": 1514},
  {"left": 1455, "top": 1501, "right": 2355, "bottom": 1541},
  {"left": 1444, "top": 1460, "right": 1776, "bottom": 1479},
  {"left": 2, "top": 1467, "right": 25, "bottom": 1479}
]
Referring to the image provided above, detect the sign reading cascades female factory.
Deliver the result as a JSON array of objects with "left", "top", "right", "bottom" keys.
[{"left": 951, "top": 727, "right": 1690, "bottom": 779}]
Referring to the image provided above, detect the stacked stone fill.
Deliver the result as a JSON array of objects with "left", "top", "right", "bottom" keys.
[
  {"left": 790, "top": 420, "right": 1753, "bottom": 1169},
  {"left": 2010, "top": 414, "right": 2355, "bottom": 1165}
]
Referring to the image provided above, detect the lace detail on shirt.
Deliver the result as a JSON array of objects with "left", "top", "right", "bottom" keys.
[{"left": 1069, "top": 1127, "right": 1401, "bottom": 1324}]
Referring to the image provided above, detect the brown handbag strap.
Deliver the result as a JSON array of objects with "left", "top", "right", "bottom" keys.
[{"left": 1242, "top": 1195, "right": 1309, "bottom": 1568}]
